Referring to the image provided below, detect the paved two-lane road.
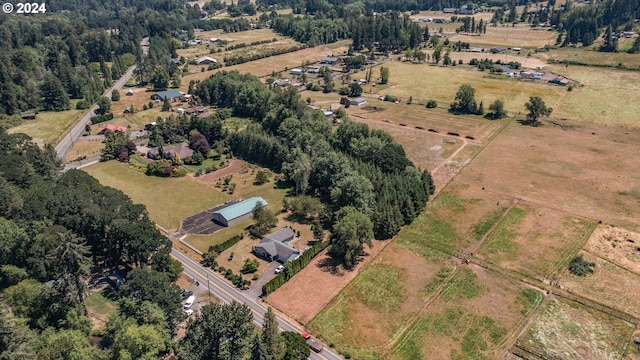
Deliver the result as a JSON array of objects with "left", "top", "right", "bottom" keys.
[
  {"left": 55, "top": 37, "right": 149, "bottom": 160},
  {"left": 171, "top": 248, "right": 344, "bottom": 360}
]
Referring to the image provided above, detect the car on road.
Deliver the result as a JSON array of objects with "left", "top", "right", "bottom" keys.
[
  {"left": 275, "top": 265, "right": 285, "bottom": 274},
  {"left": 301, "top": 333, "right": 324, "bottom": 353}
]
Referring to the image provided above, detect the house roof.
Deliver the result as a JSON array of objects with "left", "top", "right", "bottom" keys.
[
  {"left": 196, "top": 56, "right": 217, "bottom": 64},
  {"left": 350, "top": 97, "right": 367, "bottom": 103},
  {"left": 155, "top": 90, "right": 183, "bottom": 100},
  {"left": 265, "top": 227, "right": 295, "bottom": 243},
  {"left": 254, "top": 238, "right": 300, "bottom": 262},
  {"left": 214, "top": 197, "right": 268, "bottom": 221},
  {"left": 98, "top": 124, "right": 128, "bottom": 133},
  {"left": 164, "top": 143, "right": 194, "bottom": 159}
]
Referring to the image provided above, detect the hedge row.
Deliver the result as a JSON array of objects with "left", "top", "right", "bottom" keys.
[
  {"left": 208, "top": 233, "right": 243, "bottom": 254},
  {"left": 262, "top": 241, "right": 328, "bottom": 296},
  {"left": 223, "top": 44, "right": 308, "bottom": 66},
  {"left": 225, "top": 38, "right": 277, "bottom": 51},
  {"left": 90, "top": 113, "right": 114, "bottom": 124}
]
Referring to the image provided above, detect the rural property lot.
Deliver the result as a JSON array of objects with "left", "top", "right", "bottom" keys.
[
  {"left": 306, "top": 242, "right": 454, "bottom": 360},
  {"left": 476, "top": 203, "right": 595, "bottom": 281},
  {"left": 390, "top": 265, "right": 543, "bottom": 360},
  {"left": 455, "top": 120, "right": 640, "bottom": 232},
  {"left": 514, "top": 296, "right": 634, "bottom": 360}
]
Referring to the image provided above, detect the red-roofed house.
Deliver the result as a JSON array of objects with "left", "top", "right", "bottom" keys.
[{"left": 97, "top": 124, "right": 128, "bottom": 134}]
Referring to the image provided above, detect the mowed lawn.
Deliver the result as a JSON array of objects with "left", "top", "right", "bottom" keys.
[
  {"left": 354, "top": 61, "right": 566, "bottom": 114},
  {"left": 83, "top": 161, "right": 231, "bottom": 229}
]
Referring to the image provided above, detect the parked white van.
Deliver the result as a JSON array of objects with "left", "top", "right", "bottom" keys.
[{"left": 184, "top": 295, "right": 196, "bottom": 309}]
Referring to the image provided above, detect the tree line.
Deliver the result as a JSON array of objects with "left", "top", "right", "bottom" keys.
[{"left": 0, "top": 126, "right": 184, "bottom": 359}]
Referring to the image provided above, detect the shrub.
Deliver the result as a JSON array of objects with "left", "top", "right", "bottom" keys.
[
  {"left": 383, "top": 94, "right": 399, "bottom": 103},
  {"left": 208, "top": 234, "right": 243, "bottom": 254},
  {"left": 426, "top": 100, "right": 438, "bottom": 108},
  {"left": 76, "top": 100, "right": 91, "bottom": 110},
  {"left": 90, "top": 113, "right": 114, "bottom": 124},
  {"left": 568, "top": 255, "right": 595, "bottom": 276}
]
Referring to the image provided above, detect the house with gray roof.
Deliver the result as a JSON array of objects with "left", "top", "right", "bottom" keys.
[
  {"left": 213, "top": 197, "right": 268, "bottom": 227},
  {"left": 253, "top": 227, "right": 300, "bottom": 263}
]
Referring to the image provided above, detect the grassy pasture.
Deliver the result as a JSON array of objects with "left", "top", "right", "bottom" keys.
[
  {"left": 477, "top": 204, "right": 595, "bottom": 280},
  {"left": 65, "top": 138, "right": 104, "bottom": 161},
  {"left": 397, "top": 183, "right": 512, "bottom": 255},
  {"left": 455, "top": 120, "right": 640, "bottom": 232},
  {"left": 351, "top": 61, "right": 566, "bottom": 115},
  {"left": 560, "top": 251, "right": 640, "bottom": 319},
  {"left": 545, "top": 65, "right": 640, "bottom": 127},
  {"left": 391, "top": 266, "right": 543, "bottom": 360},
  {"left": 515, "top": 296, "right": 634, "bottom": 360},
  {"left": 85, "top": 289, "right": 118, "bottom": 318},
  {"left": 181, "top": 40, "right": 350, "bottom": 84},
  {"left": 7, "top": 106, "right": 85, "bottom": 146},
  {"left": 536, "top": 47, "right": 640, "bottom": 69},
  {"left": 82, "top": 161, "right": 230, "bottom": 229},
  {"left": 448, "top": 24, "right": 557, "bottom": 49},
  {"left": 308, "top": 242, "right": 454, "bottom": 360}
]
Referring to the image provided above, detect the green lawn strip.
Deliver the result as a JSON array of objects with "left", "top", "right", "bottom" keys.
[
  {"left": 184, "top": 221, "right": 251, "bottom": 253},
  {"left": 83, "top": 161, "right": 231, "bottom": 229},
  {"left": 472, "top": 207, "right": 508, "bottom": 240},
  {"left": 84, "top": 289, "right": 118, "bottom": 318},
  {"left": 439, "top": 268, "right": 485, "bottom": 303},
  {"left": 479, "top": 207, "right": 527, "bottom": 259},
  {"left": 353, "top": 263, "right": 405, "bottom": 315}
]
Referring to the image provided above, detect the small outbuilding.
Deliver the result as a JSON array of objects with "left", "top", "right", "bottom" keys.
[
  {"left": 21, "top": 113, "right": 37, "bottom": 120},
  {"left": 213, "top": 197, "right": 268, "bottom": 227},
  {"left": 196, "top": 56, "right": 217, "bottom": 65},
  {"left": 350, "top": 97, "right": 367, "bottom": 106},
  {"left": 290, "top": 68, "right": 303, "bottom": 76}
]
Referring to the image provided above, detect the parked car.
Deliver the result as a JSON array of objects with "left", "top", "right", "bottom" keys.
[
  {"left": 184, "top": 309, "right": 194, "bottom": 317},
  {"left": 181, "top": 290, "right": 193, "bottom": 300},
  {"left": 274, "top": 265, "right": 285, "bottom": 274},
  {"left": 301, "top": 333, "right": 324, "bottom": 353}
]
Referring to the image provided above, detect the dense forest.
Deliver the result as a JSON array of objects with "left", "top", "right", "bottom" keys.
[
  {"left": 194, "top": 70, "right": 435, "bottom": 266},
  {"left": 0, "top": 126, "right": 186, "bottom": 358}
]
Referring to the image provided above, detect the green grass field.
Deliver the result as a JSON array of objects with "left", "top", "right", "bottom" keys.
[
  {"left": 8, "top": 106, "right": 85, "bottom": 146},
  {"left": 352, "top": 61, "right": 566, "bottom": 115},
  {"left": 85, "top": 288, "right": 118, "bottom": 318},
  {"left": 478, "top": 207, "right": 527, "bottom": 260},
  {"left": 82, "top": 161, "right": 231, "bottom": 229}
]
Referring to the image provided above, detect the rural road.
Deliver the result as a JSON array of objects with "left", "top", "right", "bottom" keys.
[
  {"left": 171, "top": 248, "right": 344, "bottom": 360},
  {"left": 54, "top": 37, "right": 149, "bottom": 160}
]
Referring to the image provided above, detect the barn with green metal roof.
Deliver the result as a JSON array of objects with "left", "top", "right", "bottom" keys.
[{"left": 212, "top": 197, "right": 268, "bottom": 227}]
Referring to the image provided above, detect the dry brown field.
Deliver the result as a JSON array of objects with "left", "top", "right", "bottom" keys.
[
  {"left": 448, "top": 25, "right": 557, "bottom": 49},
  {"left": 584, "top": 226, "right": 640, "bottom": 275},
  {"left": 515, "top": 296, "right": 634, "bottom": 360},
  {"left": 181, "top": 40, "right": 350, "bottom": 84},
  {"left": 455, "top": 120, "right": 640, "bottom": 232}
]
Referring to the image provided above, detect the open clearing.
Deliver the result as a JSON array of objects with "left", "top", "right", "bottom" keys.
[
  {"left": 560, "top": 251, "right": 640, "bottom": 319},
  {"left": 391, "top": 265, "right": 543, "bottom": 360},
  {"left": 82, "top": 161, "right": 230, "bottom": 229},
  {"left": 535, "top": 47, "right": 640, "bottom": 69},
  {"left": 182, "top": 40, "right": 350, "bottom": 84},
  {"left": 545, "top": 65, "right": 640, "bottom": 127},
  {"left": 477, "top": 203, "right": 595, "bottom": 280},
  {"left": 65, "top": 138, "right": 104, "bottom": 161},
  {"left": 266, "top": 238, "right": 392, "bottom": 326},
  {"left": 448, "top": 25, "right": 557, "bottom": 49},
  {"left": 307, "top": 242, "right": 454, "bottom": 360},
  {"left": 584, "top": 225, "right": 640, "bottom": 275},
  {"left": 8, "top": 107, "right": 85, "bottom": 146},
  {"left": 351, "top": 61, "right": 565, "bottom": 114},
  {"left": 455, "top": 120, "right": 640, "bottom": 232},
  {"left": 514, "top": 296, "right": 634, "bottom": 360}
]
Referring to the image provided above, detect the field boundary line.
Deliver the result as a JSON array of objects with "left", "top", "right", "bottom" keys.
[
  {"left": 580, "top": 247, "right": 640, "bottom": 278},
  {"left": 469, "top": 198, "right": 519, "bottom": 255},
  {"left": 502, "top": 292, "right": 551, "bottom": 360}
]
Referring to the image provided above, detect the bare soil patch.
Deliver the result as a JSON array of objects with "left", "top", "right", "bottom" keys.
[
  {"left": 584, "top": 225, "right": 640, "bottom": 275},
  {"left": 455, "top": 120, "right": 640, "bottom": 232},
  {"left": 266, "top": 238, "right": 392, "bottom": 325},
  {"left": 196, "top": 159, "right": 243, "bottom": 184},
  {"left": 515, "top": 296, "right": 634, "bottom": 360}
]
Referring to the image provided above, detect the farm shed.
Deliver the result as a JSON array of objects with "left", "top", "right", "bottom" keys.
[{"left": 213, "top": 197, "right": 268, "bottom": 227}]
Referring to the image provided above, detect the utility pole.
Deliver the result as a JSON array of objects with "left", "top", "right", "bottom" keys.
[{"left": 207, "top": 273, "right": 211, "bottom": 301}]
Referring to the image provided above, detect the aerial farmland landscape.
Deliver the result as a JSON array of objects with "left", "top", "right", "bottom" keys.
[{"left": 1, "top": 0, "right": 640, "bottom": 359}]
